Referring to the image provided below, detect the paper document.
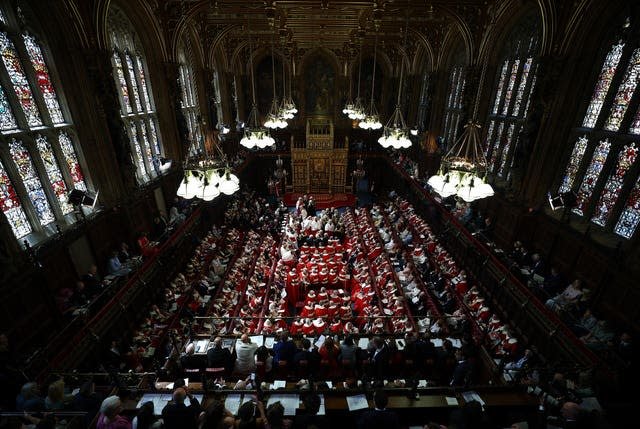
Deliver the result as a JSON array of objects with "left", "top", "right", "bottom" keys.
[
  {"left": 185, "top": 394, "right": 203, "bottom": 407},
  {"left": 417, "top": 380, "right": 428, "bottom": 388},
  {"left": 346, "top": 394, "right": 369, "bottom": 411},
  {"left": 445, "top": 396, "right": 459, "bottom": 406},
  {"left": 272, "top": 380, "right": 286, "bottom": 389},
  {"left": 431, "top": 338, "right": 443, "bottom": 347},
  {"left": 448, "top": 338, "right": 462, "bottom": 348},
  {"left": 315, "top": 335, "right": 326, "bottom": 349},
  {"left": 267, "top": 394, "right": 299, "bottom": 416},
  {"left": 461, "top": 391, "right": 485, "bottom": 407},
  {"left": 317, "top": 394, "right": 326, "bottom": 416},
  {"left": 249, "top": 335, "right": 264, "bottom": 347},
  {"left": 395, "top": 339, "right": 405, "bottom": 350},
  {"left": 358, "top": 338, "right": 370, "bottom": 349},
  {"left": 264, "top": 337, "right": 276, "bottom": 348},
  {"left": 195, "top": 340, "right": 209, "bottom": 353},
  {"left": 225, "top": 394, "right": 243, "bottom": 416}
]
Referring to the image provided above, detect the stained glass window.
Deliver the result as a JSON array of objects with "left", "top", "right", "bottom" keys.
[
  {"left": 178, "top": 45, "right": 201, "bottom": 152},
  {"left": 442, "top": 66, "right": 465, "bottom": 145},
  {"left": 501, "top": 60, "right": 521, "bottom": 116},
  {"left": 582, "top": 43, "right": 624, "bottom": 128},
  {"left": 523, "top": 73, "right": 537, "bottom": 117},
  {"left": 559, "top": 136, "right": 589, "bottom": 193},
  {"left": 630, "top": 106, "right": 640, "bottom": 134},
  {"left": 0, "top": 161, "right": 31, "bottom": 237},
  {"left": 22, "top": 34, "right": 64, "bottom": 124},
  {"left": 498, "top": 124, "right": 516, "bottom": 177},
  {"left": 108, "top": 8, "right": 163, "bottom": 184},
  {"left": 112, "top": 52, "right": 131, "bottom": 114},
  {"left": 488, "top": 122, "right": 504, "bottom": 168},
  {"left": 514, "top": 58, "right": 533, "bottom": 115},
  {"left": 484, "top": 120, "right": 495, "bottom": 156},
  {"left": 0, "top": 85, "right": 17, "bottom": 130},
  {"left": 58, "top": 131, "right": 86, "bottom": 191},
  {"left": 0, "top": 32, "right": 42, "bottom": 127},
  {"left": 8, "top": 139, "right": 54, "bottom": 224},
  {"left": 591, "top": 144, "right": 638, "bottom": 226},
  {"left": 0, "top": 9, "right": 6, "bottom": 25},
  {"left": 35, "top": 135, "right": 72, "bottom": 214},
  {"left": 615, "top": 176, "right": 640, "bottom": 238},
  {"left": 136, "top": 56, "right": 152, "bottom": 112},
  {"left": 573, "top": 140, "right": 611, "bottom": 216},
  {"left": 147, "top": 119, "right": 161, "bottom": 155},
  {"left": 604, "top": 49, "right": 640, "bottom": 131},
  {"left": 125, "top": 53, "right": 142, "bottom": 112},
  {"left": 129, "top": 122, "right": 146, "bottom": 176},
  {"left": 492, "top": 60, "right": 509, "bottom": 115}
]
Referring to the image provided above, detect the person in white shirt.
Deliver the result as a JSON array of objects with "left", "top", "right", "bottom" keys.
[{"left": 234, "top": 334, "right": 258, "bottom": 375}]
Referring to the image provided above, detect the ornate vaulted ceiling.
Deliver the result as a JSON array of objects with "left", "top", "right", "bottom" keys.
[{"left": 154, "top": 0, "right": 492, "bottom": 71}]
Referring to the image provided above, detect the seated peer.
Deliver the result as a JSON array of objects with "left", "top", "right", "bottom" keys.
[
  {"left": 545, "top": 279, "right": 584, "bottom": 313},
  {"left": 207, "top": 337, "right": 232, "bottom": 372},
  {"left": 293, "top": 339, "right": 320, "bottom": 375},
  {"left": 16, "top": 382, "right": 45, "bottom": 412},
  {"left": 580, "top": 319, "right": 615, "bottom": 351},
  {"left": 71, "top": 280, "right": 91, "bottom": 308},
  {"left": 180, "top": 343, "right": 205, "bottom": 371},
  {"left": 82, "top": 264, "right": 102, "bottom": 295},
  {"left": 255, "top": 345, "right": 273, "bottom": 375},
  {"left": 108, "top": 251, "right": 131, "bottom": 277},
  {"left": 137, "top": 232, "right": 159, "bottom": 259},
  {"left": 234, "top": 334, "right": 258, "bottom": 375},
  {"left": 272, "top": 332, "right": 296, "bottom": 368}
]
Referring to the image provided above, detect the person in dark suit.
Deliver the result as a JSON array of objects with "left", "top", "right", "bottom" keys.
[
  {"left": 369, "top": 337, "right": 390, "bottom": 382},
  {"left": 293, "top": 339, "right": 320, "bottom": 376},
  {"left": 82, "top": 265, "right": 102, "bottom": 296},
  {"left": 294, "top": 392, "right": 328, "bottom": 429},
  {"left": 272, "top": 332, "right": 296, "bottom": 368},
  {"left": 180, "top": 343, "right": 205, "bottom": 372},
  {"left": 161, "top": 387, "right": 201, "bottom": 429},
  {"left": 450, "top": 349, "right": 472, "bottom": 387},
  {"left": 207, "top": 337, "right": 232, "bottom": 372},
  {"left": 357, "top": 390, "right": 399, "bottom": 429}
]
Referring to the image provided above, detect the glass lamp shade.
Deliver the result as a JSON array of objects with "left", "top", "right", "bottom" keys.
[
  {"left": 427, "top": 174, "right": 445, "bottom": 191},
  {"left": 219, "top": 173, "right": 240, "bottom": 195},
  {"left": 200, "top": 172, "right": 221, "bottom": 201},
  {"left": 240, "top": 133, "right": 256, "bottom": 149},
  {"left": 183, "top": 175, "right": 203, "bottom": 199}
]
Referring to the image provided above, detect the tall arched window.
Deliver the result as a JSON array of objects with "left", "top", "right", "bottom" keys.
[
  {"left": 557, "top": 17, "right": 640, "bottom": 239},
  {"left": 178, "top": 42, "right": 202, "bottom": 154},
  {"left": 442, "top": 65, "right": 466, "bottom": 146},
  {"left": 0, "top": 4, "right": 88, "bottom": 241},
  {"left": 107, "top": 8, "right": 162, "bottom": 184},
  {"left": 484, "top": 13, "right": 539, "bottom": 183}
]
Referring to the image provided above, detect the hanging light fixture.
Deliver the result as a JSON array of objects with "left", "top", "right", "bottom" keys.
[
  {"left": 176, "top": 129, "right": 240, "bottom": 201},
  {"left": 427, "top": 51, "right": 494, "bottom": 202},
  {"left": 279, "top": 45, "right": 297, "bottom": 119},
  {"left": 359, "top": 29, "right": 382, "bottom": 130},
  {"left": 378, "top": 10, "right": 411, "bottom": 149},
  {"left": 264, "top": 32, "right": 288, "bottom": 129},
  {"left": 348, "top": 36, "right": 366, "bottom": 120},
  {"left": 240, "top": 23, "right": 275, "bottom": 149},
  {"left": 342, "top": 42, "right": 356, "bottom": 115}
]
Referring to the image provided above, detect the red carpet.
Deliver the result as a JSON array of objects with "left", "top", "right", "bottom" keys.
[{"left": 283, "top": 193, "right": 356, "bottom": 209}]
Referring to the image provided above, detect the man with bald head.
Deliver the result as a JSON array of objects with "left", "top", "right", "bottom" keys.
[
  {"left": 234, "top": 334, "right": 258, "bottom": 375},
  {"left": 207, "top": 336, "right": 232, "bottom": 372},
  {"left": 161, "top": 387, "right": 201, "bottom": 429}
]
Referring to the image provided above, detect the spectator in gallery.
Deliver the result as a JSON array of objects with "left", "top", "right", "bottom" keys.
[
  {"left": 108, "top": 250, "right": 131, "bottom": 277},
  {"left": 97, "top": 395, "right": 131, "bottom": 429},
  {"left": 118, "top": 242, "right": 132, "bottom": 263},
  {"left": 82, "top": 264, "right": 103, "bottom": 295},
  {"left": 545, "top": 279, "right": 584, "bottom": 313}
]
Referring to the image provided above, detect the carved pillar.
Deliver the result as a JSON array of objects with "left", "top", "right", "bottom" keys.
[
  {"left": 85, "top": 49, "right": 137, "bottom": 193},
  {"left": 0, "top": 212, "right": 25, "bottom": 283},
  {"left": 520, "top": 54, "right": 567, "bottom": 205},
  {"left": 165, "top": 62, "right": 190, "bottom": 161}
]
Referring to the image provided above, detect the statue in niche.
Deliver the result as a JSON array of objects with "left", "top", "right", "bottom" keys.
[{"left": 304, "top": 55, "right": 335, "bottom": 115}]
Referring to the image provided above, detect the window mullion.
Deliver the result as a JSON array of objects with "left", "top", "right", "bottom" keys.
[
  {"left": 494, "top": 59, "right": 513, "bottom": 116},
  {"left": 607, "top": 155, "right": 640, "bottom": 232}
]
